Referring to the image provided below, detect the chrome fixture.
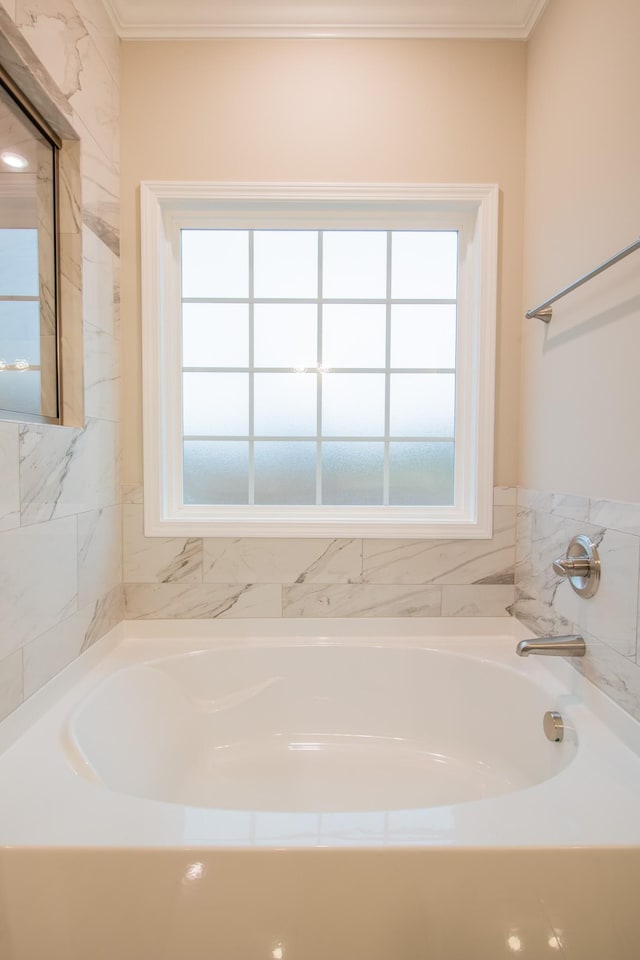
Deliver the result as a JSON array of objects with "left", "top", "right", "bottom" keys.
[
  {"left": 543, "top": 711, "right": 565, "bottom": 743},
  {"left": 526, "top": 235, "right": 640, "bottom": 323},
  {"left": 516, "top": 635, "right": 586, "bottom": 657},
  {"left": 552, "top": 534, "right": 600, "bottom": 598}
]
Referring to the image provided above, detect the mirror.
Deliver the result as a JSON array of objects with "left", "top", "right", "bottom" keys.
[{"left": 0, "top": 74, "right": 59, "bottom": 422}]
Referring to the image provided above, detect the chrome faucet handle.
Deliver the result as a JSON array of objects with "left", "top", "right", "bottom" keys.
[
  {"left": 551, "top": 534, "right": 600, "bottom": 599},
  {"left": 552, "top": 556, "right": 592, "bottom": 577}
]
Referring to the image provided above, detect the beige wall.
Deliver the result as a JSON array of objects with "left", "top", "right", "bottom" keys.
[
  {"left": 521, "top": 0, "right": 640, "bottom": 501},
  {"left": 121, "top": 38, "right": 527, "bottom": 489}
]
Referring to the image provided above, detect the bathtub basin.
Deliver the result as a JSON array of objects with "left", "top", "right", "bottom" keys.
[{"left": 67, "top": 643, "right": 576, "bottom": 813}]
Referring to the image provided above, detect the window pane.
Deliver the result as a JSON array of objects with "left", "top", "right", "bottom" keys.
[
  {"left": 322, "top": 304, "right": 386, "bottom": 368},
  {"left": 322, "top": 231, "right": 387, "bottom": 299},
  {"left": 322, "top": 373, "right": 385, "bottom": 436},
  {"left": 254, "top": 441, "right": 317, "bottom": 504},
  {"left": 391, "top": 304, "right": 456, "bottom": 369},
  {"left": 254, "top": 372, "right": 317, "bottom": 436},
  {"left": 184, "top": 440, "right": 248, "bottom": 504},
  {"left": 254, "top": 304, "right": 317, "bottom": 368},
  {"left": 254, "top": 230, "right": 318, "bottom": 299},
  {"left": 322, "top": 442, "right": 384, "bottom": 504},
  {"left": 391, "top": 232, "right": 457, "bottom": 300},
  {"left": 182, "top": 303, "right": 248, "bottom": 367},
  {"left": 0, "top": 229, "right": 38, "bottom": 296},
  {"left": 390, "top": 374, "right": 455, "bottom": 437},
  {"left": 0, "top": 300, "right": 40, "bottom": 365},
  {"left": 181, "top": 230, "right": 248, "bottom": 298},
  {"left": 183, "top": 372, "right": 248, "bottom": 435},
  {"left": 389, "top": 442, "right": 455, "bottom": 505}
]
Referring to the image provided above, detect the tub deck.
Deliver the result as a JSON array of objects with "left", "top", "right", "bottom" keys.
[{"left": 1, "top": 618, "right": 639, "bottom": 959}]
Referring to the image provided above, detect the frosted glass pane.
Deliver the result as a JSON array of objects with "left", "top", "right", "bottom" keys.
[
  {"left": 322, "top": 442, "right": 384, "bottom": 505},
  {"left": 181, "top": 230, "right": 248, "bottom": 298},
  {"left": 183, "top": 441, "right": 248, "bottom": 504},
  {"left": 0, "top": 371, "right": 41, "bottom": 415},
  {"left": 391, "top": 232, "right": 457, "bottom": 300},
  {"left": 182, "top": 303, "right": 248, "bottom": 367},
  {"left": 254, "top": 231, "right": 318, "bottom": 299},
  {"left": 0, "top": 229, "right": 38, "bottom": 296},
  {"left": 389, "top": 442, "right": 454, "bottom": 505},
  {"left": 183, "top": 373, "right": 248, "bottom": 435},
  {"left": 254, "top": 441, "right": 317, "bottom": 504},
  {"left": 322, "top": 232, "right": 387, "bottom": 299},
  {"left": 391, "top": 305, "right": 456, "bottom": 369},
  {"left": 0, "top": 300, "right": 40, "bottom": 364},
  {"left": 390, "top": 374, "right": 455, "bottom": 437},
  {"left": 322, "top": 374, "right": 385, "bottom": 436},
  {"left": 254, "top": 304, "right": 317, "bottom": 368},
  {"left": 254, "top": 373, "right": 317, "bottom": 436},
  {"left": 322, "top": 304, "right": 386, "bottom": 368}
]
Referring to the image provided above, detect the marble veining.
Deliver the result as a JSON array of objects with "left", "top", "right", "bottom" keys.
[
  {"left": 515, "top": 487, "right": 640, "bottom": 721},
  {"left": 125, "top": 583, "right": 281, "bottom": 620},
  {"left": 282, "top": 583, "right": 442, "bottom": 618},
  {"left": 203, "top": 537, "right": 362, "bottom": 585},
  {"left": 19, "top": 418, "right": 117, "bottom": 525},
  {"left": 0, "top": 0, "right": 121, "bottom": 724},
  {"left": 0, "top": 422, "right": 20, "bottom": 532}
]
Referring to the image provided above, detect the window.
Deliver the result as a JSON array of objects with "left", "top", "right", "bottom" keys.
[
  {"left": 0, "top": 67, "right": 60, "bottom": 422},
  {"left": 142, "top": 183, "right": 498, "bottom": 538}
]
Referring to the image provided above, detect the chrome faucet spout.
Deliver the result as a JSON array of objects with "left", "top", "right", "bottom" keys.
[{"left": 516, "top": 635, "right": 586, "bottom": 658}]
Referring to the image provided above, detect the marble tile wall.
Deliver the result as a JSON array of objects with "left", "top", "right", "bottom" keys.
[
  {"left": 0, "top": 1, "right": 121, "bottom": 721},
  {"left": 514, "top": 489, "right": 640, "bottom": 722},
  {"left": 123, "top": 487, "right": 516, "bottom": 621}
]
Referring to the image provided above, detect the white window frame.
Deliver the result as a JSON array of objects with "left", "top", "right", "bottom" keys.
[{"left": 141, "top": 182, "right": 498, "bottom": 538}]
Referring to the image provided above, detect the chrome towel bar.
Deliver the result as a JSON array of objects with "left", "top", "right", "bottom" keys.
[{"left": 526, "top": 235, "right": 640, "bottom": 323}]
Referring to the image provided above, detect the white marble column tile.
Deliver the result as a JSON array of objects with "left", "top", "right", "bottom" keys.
[
  {"left": 0, "top": 516, "right": 78, "bottom": 659},
  {"left": 20, "top": 418, "right": 117, "bottom": 525},
  {"left": 82, "top": 225, "right": 117, "bottom": 335},
  {"left": 362, "top": 506, "right": 515, "bottom": 586},
  {"left": 83, "top": 326, "right": 119, "bottom": 421},
  {"left": 441, "top": 585, "right": 515, "bottom": 617},
  {"left": 125, "top": 583, "right": 281, "bottom": 620},
  {"left": 515, "top": 506, "right": 532, "bottom": 583},
  {"left": 571, "top": 629, "right": 640, "bottom": 724},
  {"left": 203, "top": 538, "right": 362, "bottom": 585},
  {"left": 282, "top": 584, "right": 442, "bottom": 618},
  {"left": 553, "top": 526, "right": 640, "bottom": 659},
  {"left": 72, "top": 0, "right": 120, "bottom": 86},
  {"left": 77, "top": 117, "right": 120, "bottom": 256},
  {"left": 78, "top": 505, "right": 122, "bottom": 607},
  {"left": 82, "top": 583, "right": 124, "bottom": 649},
  {"left": 124, "top": 504, "right": 202, "bottom": 583},
  {"left": 71, "top": 32, "right": 119, "bottom": 163},
  {"left": 15, "top": 0, "right": 87, "bottom": 99},
  {"left": 0, "top": 421, "right": 20, "bottom": 531},
  {"left": 0, "top": 649, "right": 23, "bottom": 722},
  {"left": 22, "top": 602, "right": 96, "bottom": 699},
  {"left": 589, "top": 499, "right": 640, "bottom": 537}
]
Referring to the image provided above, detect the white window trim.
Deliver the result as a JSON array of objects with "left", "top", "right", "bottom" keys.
[{"left": 141, "top": 182, "right": 498, "bottom": 538}]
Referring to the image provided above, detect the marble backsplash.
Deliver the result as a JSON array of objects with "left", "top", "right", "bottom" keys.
[
  {"left": 123, "top": 486, "right": 517, "bottom": 620},
  {"left": 0, "top": 0, "right": 121, "bottom": 721},
  {"left": 514, "top": 489, "right": 640, "bottom": 722}
]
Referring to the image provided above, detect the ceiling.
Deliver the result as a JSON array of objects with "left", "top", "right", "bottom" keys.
[{"left": 103, "top": 0, "right": 550, "bottom": 40}]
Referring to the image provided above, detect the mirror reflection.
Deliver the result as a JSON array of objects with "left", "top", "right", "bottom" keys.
[{"left": 0, "top": 77, "right": 58, "bottom": 421}]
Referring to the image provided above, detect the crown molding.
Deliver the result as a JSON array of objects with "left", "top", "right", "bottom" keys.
[{"left": 102, "top": 0, "right": 550, "bottom": 41}]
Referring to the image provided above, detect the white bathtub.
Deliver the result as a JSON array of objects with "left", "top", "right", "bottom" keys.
[{"left": 1, "top": 618, "right": 640, "bottom": 959}]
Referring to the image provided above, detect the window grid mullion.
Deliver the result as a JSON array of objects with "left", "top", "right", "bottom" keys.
[
  {"left": 248, "top": 230, "right": 255, "bottom": 505},
  {"left": 383, "top": 230, "right": 392, "bottom": 506},
  {"left": 316, "top": 231, "right": 323, "bottom": 505}
]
